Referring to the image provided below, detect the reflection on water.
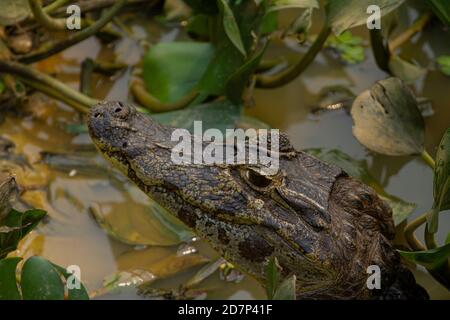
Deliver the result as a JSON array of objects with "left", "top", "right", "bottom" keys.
[{"left": 1, "top": 9, "right": 449, "bottom": 299}]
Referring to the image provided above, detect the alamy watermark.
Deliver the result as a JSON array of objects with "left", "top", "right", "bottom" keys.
[
  {"left": 367, "top": 5, "right": 382, "bottom": 30},
  {"left": 170, "top": 121, "right": 280, "bottom": 174},
  {"left": 366, "top": 265, "right": 381, "bottom": 290}
]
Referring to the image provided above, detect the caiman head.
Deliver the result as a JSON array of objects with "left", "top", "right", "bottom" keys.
[{"left": 87, "top": 101, "right": 427, "bottom": 300}]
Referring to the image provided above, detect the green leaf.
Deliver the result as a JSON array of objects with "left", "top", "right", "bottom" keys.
[
  {"left": 427, "top": 0, "right": 450, "bottom": 25},
  {"left": 437, "top": 55, "right": 450, "bottom": 76},
  {"left": 326, "top": 0, "right": 406, "bottom": 35},
  {"left": 154, "top": 100, "right": 242, "bottom": 133},
  {"left": 199, "top": 0, "right": 265, "bottom": 96},
  {"left": 351, "top": 77, "right": 425, "bottom": 156},
  {"left": 267, "top": 0, "right": 319, "bottom": 12},
  {"left": 305, "top": 148, "right": 416, "bottom": 225},
  {"left": 0, "top": 0, "right": 31, "bottom": 26},
  {"left": 226, "top": 43, "right": 267, "bottom": 103},
  {"left": 265, "top": 257, "right": 280, "bottom": 299},
  {"left": 326, "top": 31, "right": 365, "bottom": 64},
  {"left": 273, "top": 275, "right": 296, "bottom": 300},
  {"left": 51, "top": 264, "right": 89, "bottom": 300},
  {"left": 0, "top": 209, "right": 46, "bottom": 259},
  {"left": 21, "top": 256, "right": 65, "bottom": 300},
  {"left": 389, "top": 55, "right": 426, "bottom": 84},
  {"left": 399, "top": 243, "right": 450, "bottom": 270},
  {"left": 218, "top": 0, "right": 247, "bottom": 57},
  {"left": 0, "top": 257, "right": 22, "bottom": 300},
  {"left": 428, "top": 128, "right": 450, "bottom": 233},
  {"left": 143, "top": 42, "right": 214, "bottom": 103}
]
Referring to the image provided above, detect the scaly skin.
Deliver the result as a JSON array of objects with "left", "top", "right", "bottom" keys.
[{"left": 87, "top": 101, "right": 427, "bottom": 299}]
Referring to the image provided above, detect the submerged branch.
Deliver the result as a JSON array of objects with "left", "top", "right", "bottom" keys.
[
  {"left": 256, "top": 25, "right": 331, "bottom": 89},
  {"left": 131, "top": 79, "right": 198, "bottom": 113},
  {"left": 18, "top": 0, "right": 127, "bottom": 64},
  {"left": 0, "top": 59, "right": 98, "bottom": 112}
]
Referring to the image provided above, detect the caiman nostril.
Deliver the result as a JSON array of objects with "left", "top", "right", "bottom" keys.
[
  {"left": 94, "top": 112, "right": 101, "bottom": 118},
  {"left": 115, "top": 107, "right": 122, "bottom": 113}
]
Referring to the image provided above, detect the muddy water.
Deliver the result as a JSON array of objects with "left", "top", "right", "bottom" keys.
[{"left": 1, "top": 9, "right": 449, "bottom": 299}]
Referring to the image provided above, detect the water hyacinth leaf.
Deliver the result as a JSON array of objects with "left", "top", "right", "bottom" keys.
[
  {"left": 0, "top": 209, "right": 47, "bottom": 259},
  {"left": 283, "top": 7, "right": 314, "bottom": 38},
  {"left": 218, "top": 0, "right": 247, "bottom": 57},
  {"left": 267, "top": 0, "right": 319, "bottom": 12},
  {"left": 265, "top": 257, "right": 280, "bottom": 299},
  {"left": 326, "top": 0, "right": 406, "bottom": 35},
  {"left": 273, "top": 275, "right": 296, "bottom": 300},
  {"left": 143, "top": 42, "right": 214, "bottom": 103},
  {"left": 437, "top": 56, "right": 450, "bottom": 76},
  {"left": 90, "top": 200, "right": 193, "bottom": 246},
  {"left": 0, "top": 0, "right": 31, "bottom": 26},
  {"left": 21, "top": 256, "right": 65, "bottom": 300},
  {"left": 428, "top": 128, "right": 450, "bottom": 233},
  {"left": 154, "top": 100, "right": 242, "bottom": 133},
  {"left": 326, "top": 31, "right": 365, "bottom": 64},
  {"left": 427, "top": 0, "right": 450, "bottom": 26},
  {"left": 51, "top": 264, "right": 89, "bottom": 300},
  {"left": 0, "top": 257, "right": 22, "bottom": 300},
  {"left": 389, "top": 55, "right": 426, "bottom": 84},
  {"left": 351, "top": 78, "right": 425, "bottom": 156},
  {"left": 306, "top": 148, "right": 416, "bottom": 225},
  {"left": 399, "top": 242, "right": 450, "bottom": 270}
]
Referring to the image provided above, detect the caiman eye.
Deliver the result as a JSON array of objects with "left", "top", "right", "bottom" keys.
[{"left": 246, "top": 170, "right": 272, "bottom": 188}]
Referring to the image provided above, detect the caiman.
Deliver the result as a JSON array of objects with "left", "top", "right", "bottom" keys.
[{"left": 87, "top": 101, "right": 428, "bottom": 300}]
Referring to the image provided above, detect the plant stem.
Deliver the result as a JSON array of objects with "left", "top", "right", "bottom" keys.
[
  {"left": 0, "top": 60, "right": 98, "bottom": 111},
  {"left": 369, "top": 28, "right": 390, "bottom": 72},
  {"left": 131, "top": 79, "right": 198, "bottom": 113},
  {"left": 80, "top": 58, "right": 95, "bottom": 97},
  {"left": 43, "top": 0, "right": 72, "bottom": 14},
  {"left": 421, "top": 150, "right": 436, "bottom": 169},
  {"left": 389, "top": 12, "right": 432, "bottom": 53},
  {"left": 256, "top": 25, "right": 332, "bottom": 89},
  {"left": 404, "top": 213, "right": 427, "bottom": 251},
  {"left": 18, "top": 0, "right": 127, "bottom": 64},
  {"left": 22, "top": 78, "right": 89, "bottom": 113},
  {"left": 28, "top": 0, "right": 67, "bottom": 31}
]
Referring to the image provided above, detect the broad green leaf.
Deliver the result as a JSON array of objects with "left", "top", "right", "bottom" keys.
[
  {"left": 428, "top": 128, "right": 450, "bottom": 233},
  {"left": 437, "top": 55, "right": 450, "bottom": 76},
  {"left": 305, "top": 148, "right": 416, "bottom": 225},
  {"left": 0, "top": 257, "right": 21, "bottom": 300},
  {"left": 427, "top": 0, "right": 450, "bottom": 26},
  {"left": 273, "top": 275, "right": 296, "bottom": 300},
  {"left": 154, "top": 100, "right": 242, "bottom": 133},
  {"left": 265, "top": 257, "right": 280, "bottom": 300},
  {"left": 389, "top": 55, "right": 426, "bottom": 84},
  {"left": 326, "top": 31, "right": 365, "bottom": 64},
  {"left": 351, "top": 78, "right": 425, "bottom": 156},
  {"left": 267, "top": 0, "right": 319, "bottom": 12},
  {"left": 21, "top": 256, "right": 65, "bottom": 300},
  {"left": 0, "top": 209, "right": 46, "bottom": 259},
  {"left": 143, "top": 42, "right": 214, "bottom": 103},
  {"left": 0, "top": 0, "right": 31, "bottom": 26},
  {"left": 51, "top": 264, "right": 89, "bottom": 300},
  {"left": 90, "top": 200, "right": 193, "bottom": 247},
  {"left": 218, "top": 0, "right": 247, "bottom": 57},
  {"left": 326, "top": 0, "right": 406, "bottom": 35},
  {"left": 399, "top": 243, "right": 450, "bottom": 270}
]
